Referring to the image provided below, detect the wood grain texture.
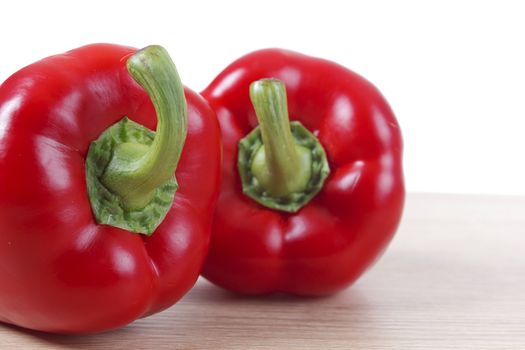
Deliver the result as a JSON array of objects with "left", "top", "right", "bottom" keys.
[{"left": 0, "top": 193, "right": 524, "bottom": 349}]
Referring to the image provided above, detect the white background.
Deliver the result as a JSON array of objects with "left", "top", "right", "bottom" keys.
[{"left": 1, "top": 0, "right": 524, "bottom": 195}]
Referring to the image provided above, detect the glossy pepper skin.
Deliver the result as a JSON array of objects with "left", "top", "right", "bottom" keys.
[
  {"left": 201, "top": 49, "right": 404, "bottom": 296},
  {"left": 0, "top": 44, "right": 221, "bottom": 333}
]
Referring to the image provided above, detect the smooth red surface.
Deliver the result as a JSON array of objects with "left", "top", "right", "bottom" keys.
[
  {"left": 0, "top": 44, "right": 221, "bottom": 333},
  {"left": 201, "top": 49, "right": 404, "bottom": 296}
]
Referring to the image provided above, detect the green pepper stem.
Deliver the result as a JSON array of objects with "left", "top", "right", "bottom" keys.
[
  {"left": 101, "top": 45, "right": 187, "bottom": 210},
  {"left": 249, "top": 79, "right": 311, "bottom": 197}
]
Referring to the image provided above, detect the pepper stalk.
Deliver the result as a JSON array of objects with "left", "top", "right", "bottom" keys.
[
  {"left": 85, "top": 45, "right": 187, "bottom": 235},
  {"left": 238, "top": 78, "right": 330, "bottom": 212}
]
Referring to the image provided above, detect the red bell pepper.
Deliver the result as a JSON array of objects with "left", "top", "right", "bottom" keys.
[
  {"left": 201, "top": 49, "right": 404, "bottom": 296},
  {"left": 0, "top": 44, "right": 221, "bottom": 333}
]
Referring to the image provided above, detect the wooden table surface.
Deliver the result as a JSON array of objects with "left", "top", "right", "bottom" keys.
[{"left": 1, "top": 193, "right": 524, "bottom": 349}]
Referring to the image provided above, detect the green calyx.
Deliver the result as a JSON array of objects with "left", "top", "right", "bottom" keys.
[
  {"left": 85, "top": 118, "right": 178, "bottom": 234},
  {"left": 85, "top": 45, "right": 187, "bottom": 235},
  {"left": 238, "top": 79, "right": 330, "bottom": 213}
]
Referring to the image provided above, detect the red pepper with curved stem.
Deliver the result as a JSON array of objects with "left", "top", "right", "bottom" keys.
[
  {"left": 201, "top": 49, "right": 404, "bottom": 296},
  {"left": 0, "top": 44, "right": 221, "bottom": 333}
]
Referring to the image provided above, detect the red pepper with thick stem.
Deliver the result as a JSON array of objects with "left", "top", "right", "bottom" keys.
[
  {"left": 201, "top": 49, "right": 404, "bottom": 296},
  {"left": 0, "top": 44, "right": 221, "bottom": 333}
]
